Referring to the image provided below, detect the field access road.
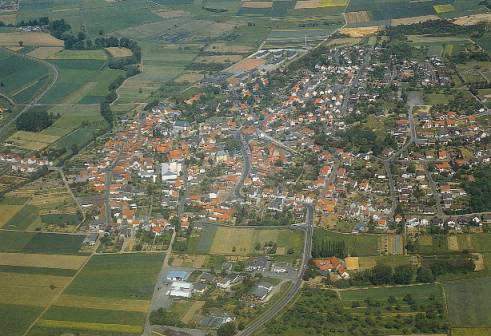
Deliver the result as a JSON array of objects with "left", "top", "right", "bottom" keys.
[
  {"left": 143, "top": 230, "right": 177, "bottom": 336},
  {"left": 0, "top": 47, "right": 59, "bottom": 139},
  {"left": 238, "top": 203, "right": 314, "bottom": 336}
]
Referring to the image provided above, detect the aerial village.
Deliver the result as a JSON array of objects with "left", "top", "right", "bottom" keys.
[{"left": 0, "top": 35, "right": 490, "bottom": 332}]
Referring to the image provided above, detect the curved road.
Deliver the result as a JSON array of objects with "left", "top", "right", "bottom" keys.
[
  {"left": 0, "top": 47, "right": 59, "bottom": 138},
  {"left": 238, "top": 204, "right": 314, "bottom": 336}
]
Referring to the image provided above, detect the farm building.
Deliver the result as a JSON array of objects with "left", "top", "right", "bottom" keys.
[
  {"left": 166, "top": 270, "right": 189, "bottom": 282},
  {"left": 167, "top": 281, "right": 193, "bottom": 298}
]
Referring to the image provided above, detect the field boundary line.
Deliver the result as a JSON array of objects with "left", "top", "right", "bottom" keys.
[
  {"left": 0, "top": 47, "right": 59, "bottom": 140},
  {"left": 21, "top": 240, "right": 100, "bottom": 336}
]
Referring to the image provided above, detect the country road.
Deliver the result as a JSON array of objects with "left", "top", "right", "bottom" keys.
[
  {"left": 0, "top": 47, "right": 59, "bottom": 139},
  {"left": 238, "top": 203, "right": 314, "bottom": 336}
]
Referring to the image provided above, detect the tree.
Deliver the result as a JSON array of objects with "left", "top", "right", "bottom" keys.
[
  {"left": 100, "top": 102, "right": 113, "bottom": 127},
  {"left": 217, "top": 322, "right": 236, "bottom": 336},
  {"left": 170, "top": 216, "right": 180, "bottom": 232},
  {"left": 16, "top": 110, "right": 53, "bottom": 132},
  {"left": 369, "top": 264, "right": 393, "bottom": 285},
  {"left": 393, "top": 265, "right": 414, "bottom": 285},
  {"left": 416, "top": 266, "right": 434, "bottom": 283}
]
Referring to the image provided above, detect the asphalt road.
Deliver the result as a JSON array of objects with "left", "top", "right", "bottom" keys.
[
  {"left": 238, "top": 204, "right": 314, "bottom": 336},
  {"left": 231, "top": 132, "right": 251, "bottom": 200}
]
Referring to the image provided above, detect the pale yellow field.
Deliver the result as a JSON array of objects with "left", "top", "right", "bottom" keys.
[
  {"left": 0, "top": 272, "right": 70, "bottom": 306},
  {"left": 241, "top": 1, "right": 273, "bottom": 8},
  {"left": 55, "top": 294, "right": 149, "bottom": 312},
  {"left": 175, "top": 71, "right": 204, "bottom": 84},
  {"left": 326, "top": 37, "right": 362, "bottom": 47},
  {"left": 391, "top": 15, "right": 439, "bottom": 26},
  {"left": 0, "top": 13, "right": 16, "bottom": 25},
  {"left": 0, "top": 32, "right": 64, "bottom": 47},
  {"left": 37, "top": 320, "right": 143, "bottom": 334},
  {"left": 27, "top": 46, "right": 64, "bottom": 59},
  {"left": 434, "top": 4, "right": 454, "bottom": 14},
  {"left": 105, "top": 47, "right": 133, "bottom": 58},
  {"left": 0, "top": 204, "right": 23, "bottom": 227},
  {"left": 345, "top": 256, "right": 359, "bottom": 271},
  {"left": 210, "top": 227, "right": 280, "bottom": 255},
  {"left": 339, "top": 26, "right": 380, "bottom": 37},
  {"left": 0, "top": 253, "right": 87, "bottom": 269},
  {"left": 454, "top": 13, "right": 491, "bottom": 26},
  {"left": 152, "top": 9, "right": 189, "bottom": 19},
  {"left": 181, "top": 301, "right": 205, "bottom": 324},
  {"left": 295, "top": 0, "right": 322, "bottom": 9},
  {"left": 344, "top": 11, "right": 370, "bottom": 24},
  {"left": 451, "top": 328, "right": 491, "bottom": 336},
  {"left": 8, "top": 131, "right": 59, "bottom": 151},
  {"left": 448, "top": 235, "right": 459, "bottom": 251},
  {"left": 320, "top": 0, "right": 347, "bottom": 7},
  {"left": 418, "top": 235, "right": 433, "bottom": 246}
]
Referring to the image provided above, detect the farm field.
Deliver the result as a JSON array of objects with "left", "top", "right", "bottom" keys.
[
  {"left": 7, "top": 130, "right": 59, "bottom": 151},
  {"left": 105, "top": 47, "right": 133, "bottom": 58},
  {"left": 313, "top": 229, "right": 380, "bottom": 256},
  {"left": 27, "top": 254, "right": 164, "bottom": 335},
  {"left": 47, "top": 49, "right": 108, "bottom": 61},
  {"left": 40, "top": 59, "right": 123, "bottom": 105},
  {"left": 445, "top": 276, "right": 491, "bottom": 327},
  {"left": 3, "top": 174, "right": 82, "bottom": 231},
  {"left": 0, "top": 49, "right": 52, "bottom": 104},
  {"left": 415, "top": 234, "right": 491, "bottom": 254},
  {"left": 0, "top": 231, "right": 85, "bottom": 254},
  {"left": 187, "top": 225, "right": 304, "bottom": 257},
  {"left": 0, "top": 303, "right": 43, "bottom": 336},
  {"left": 63, "top": 253, "right": 163, "bottom": 299},
  {"left": 0, "top": 32, "right": 63, "bottom": 47}
]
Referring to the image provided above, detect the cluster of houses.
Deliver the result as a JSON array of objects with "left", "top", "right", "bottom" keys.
[{"left": 0, "top": 153, "right": 52, "bottom": 173}]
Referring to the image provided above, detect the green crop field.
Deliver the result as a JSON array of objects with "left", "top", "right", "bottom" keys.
[
  {"left": 43, "top": 306, "right": 145, "bottom": 326},
  {"left": 40, "top": 60, "right": 122, "bottom": 105},
  {"left": 0, "top": 231, "right": 37, "bottom": 252},
  {"left": 445, "top": 276, "right": 491, "bottom": 327},
  {"left": 65, "top": 253, "right": 164, "bottom": 300},
  {"left": 3, "top": 204, "right": 39, "bottom": 231},
  {"left": 21, "top": 233, "right": 85, "bottom": 255},
  {"left": 313, "top": 229, "right": 380, "bottom": 256},
  {"left": 0, "top": 49, "right": 51, "bottom": 104},
  {"left": 0, "top": 303, "right": 43, "bottom": 336}
]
